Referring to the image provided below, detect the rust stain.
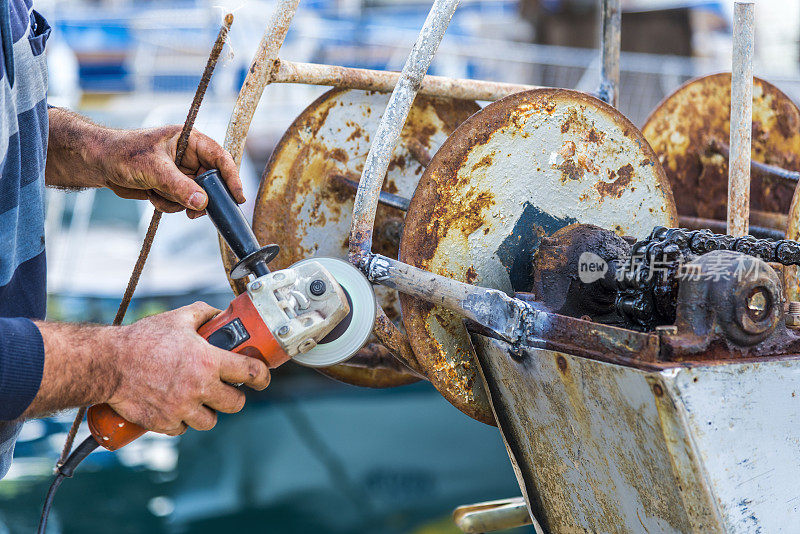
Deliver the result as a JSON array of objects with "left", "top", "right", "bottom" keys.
[
  {"left": 557, "top": 158, "right": 584, "bottom": 181},
  {"left": 465, "top": 265, "right": 478, "bottom": 283},
  {"left": 471, "top": 153, "right": 494, "bottom": 172},
  {"left": 595, "top": 163, "right": 634, "bottom": 199}
]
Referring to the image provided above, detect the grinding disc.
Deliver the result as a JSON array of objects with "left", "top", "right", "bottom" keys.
[
  {"left": 290, "top": 257, "right": 376, "bottom": 367},
  {"left": 643, "top": 73, "right": 800, "bottom": 222},
  {"left": 225, "top": 88, "right": 479, "bottom": 386},
  {"left": 400, "top": 88, "right": 677, "bottom": 425}
]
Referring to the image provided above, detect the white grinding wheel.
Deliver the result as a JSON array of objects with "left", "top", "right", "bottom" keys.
[{"left": 290, "top": 257, "right": 376, "bottom": 368}]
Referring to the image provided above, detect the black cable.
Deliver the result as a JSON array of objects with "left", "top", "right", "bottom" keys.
[{"left": 37, "top": 436, "right": 100, "bottom": 534}]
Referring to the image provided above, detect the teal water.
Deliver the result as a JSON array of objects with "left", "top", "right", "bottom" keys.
[{"left": 1, "top": 368, "right": 529, "bottom": 533}]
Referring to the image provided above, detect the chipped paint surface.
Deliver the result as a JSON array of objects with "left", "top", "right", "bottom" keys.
[
  {"left": 473, "top": 334, "right": 800, "bottom": 532},
  {"left": 643, "top": 73, "right": 800, "bottom": 222},
  {"left": 399, "top": 88, "right": 676, "bottom": 424},
  {"left": 248, "top": 88, "right": 477, "bottom": 385}
]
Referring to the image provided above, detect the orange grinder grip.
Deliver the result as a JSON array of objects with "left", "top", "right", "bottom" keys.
[{"left": 87, "top": 292, "right": 288, "bottom": 451}]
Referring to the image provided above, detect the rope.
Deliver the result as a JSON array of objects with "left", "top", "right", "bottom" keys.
[{"left": 55, "top": 13, "right": 234, "bottom": 468}]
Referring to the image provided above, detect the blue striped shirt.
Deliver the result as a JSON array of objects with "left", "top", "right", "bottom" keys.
[{"left": 0, "top": 0, "right": 49, "bottom": 479}]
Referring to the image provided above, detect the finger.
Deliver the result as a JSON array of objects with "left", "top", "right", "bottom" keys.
[
  {"left": 186, "top": 209, "right": 206, "bottom": 219},
  {"left": 184, "top": 406, "right": 218, "bottom": 432},
  {"left": 108, "top": 184, "right": 149, "bottom": 201},
  {"left": 188, "top": 131, "right": 245, "bottom": 204},
  {"left": 147, "top": 190, "right": 184, "bottom": 213},
  {"left": 182, "top": 301, "right": 222, "bottom": 327},
  {"left": 202, "top": 383, "right": 246, "bottom": 414},
  {"left": 163, "top": 422, "right": 188, "bottom": 437},
  {"left": 218, "top": 351, "right": 271, "bottom": 391},
  {"left": 151, "top": 158, "right": 209, "bottom": 211}
]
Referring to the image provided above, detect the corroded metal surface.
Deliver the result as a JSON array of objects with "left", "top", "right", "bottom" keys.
[
  {"left": 643, "top": 73, "right": 800, "bottom": 222},
  {"left": 728, "top": 2, "right": 755, "bottom": 236},
  {"left": 471, "top": 335, "right": 720, "bottom": 532},
  {"left": 223, "top": 0, "right": 299, "bottom": 167},
  {"left": 399, "top": 88, "right": 677, "bottom": 424},
  {"left": 250, "top": 88, "right": 478, "bottom": 385},
  {"left": 273, "top": 59, "right": 540, "bottom": 102},
  {"left": 473, "top": 333, "right": 800, "bottom": 532},
  {"left": 783, "top": 185, "right": 800, "bottom": 301}
]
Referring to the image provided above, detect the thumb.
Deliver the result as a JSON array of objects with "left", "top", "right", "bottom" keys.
[{"left": 183, "top": 301, "right": 222, "bottom": 328}]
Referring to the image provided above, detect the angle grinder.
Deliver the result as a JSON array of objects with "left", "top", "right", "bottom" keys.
[{"left": 37, "top": 169, "right": 375, "bottom": 532}]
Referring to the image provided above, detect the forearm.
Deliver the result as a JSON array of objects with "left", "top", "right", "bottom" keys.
[
  {"left": 45, "top": 107, "right": 122, "bottom": 189},
  {"left": 23, "top": 321, "right": 121, "bottom": 418}
]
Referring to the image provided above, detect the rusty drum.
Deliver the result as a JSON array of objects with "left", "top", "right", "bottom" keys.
[
  {"left": 643, "top": 73, "right": 800, "bottom": 223},
  {"left": 400, "top": 88, "right": 677, "bottom": 424}
]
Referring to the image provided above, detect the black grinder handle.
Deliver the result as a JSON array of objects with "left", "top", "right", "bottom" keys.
[{"left": 196, "top": 169, "right": 258, "bottom": 260}]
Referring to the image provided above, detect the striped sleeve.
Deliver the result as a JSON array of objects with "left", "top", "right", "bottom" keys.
[{"left": 0, "top": 318, "right": 44, "bottom": 420}]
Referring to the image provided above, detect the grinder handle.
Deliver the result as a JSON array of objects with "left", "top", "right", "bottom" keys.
[
  {"left": 86, "top": 292, "right": 290, "bottom": 451},
  {"left": 196, "top": 169, "right": 260, "bottom": 263}
]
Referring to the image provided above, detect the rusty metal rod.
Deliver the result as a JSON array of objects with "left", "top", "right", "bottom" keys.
[
  {"left": 272, "top": 59, "right": 540, "bottom": 101},
  {"left": 728, "top": 0, "right": 755, "bottom": 237},
  {"left": 333, "top": 174, "right": 411, "bottom": 211},
  {"left": 223, "top": 0, "right": 300, "bottom": 167},
  {"left": 349, "top": 0, "right": 460, "bottom": 260},
  {"left": 599, "top": 0, "right": 621, "bottom": 107},
  {"left": 710, "top": 139, "right": 800, "bottom": 183},
  {"left": 359, "top": 254, "right": 529, "bottom": 344}
]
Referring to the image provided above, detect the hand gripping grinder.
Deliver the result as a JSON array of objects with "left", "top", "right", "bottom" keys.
[{"left": 38, "top": 169, "right": 375, "bottom": 532}]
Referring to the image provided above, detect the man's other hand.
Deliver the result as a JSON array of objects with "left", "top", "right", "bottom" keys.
[
  {"left": 102, "top": 126, "right": 245, "bottom": 218},
  {"left": 106, "top": 302, "right": 270, "bottom": 435}
]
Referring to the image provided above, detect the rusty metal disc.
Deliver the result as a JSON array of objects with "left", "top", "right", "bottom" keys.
[
  {"left": 399, "top": 88, "right": 677, "bottom": 425},
  {"left": 233, "top": 87, "right": 479, "bottom": 387},
  {"left": 643, "top": 73, "right": 800, "bottom": 222}
]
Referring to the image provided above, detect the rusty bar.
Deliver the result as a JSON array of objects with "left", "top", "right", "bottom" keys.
[
  {"left": 599, "top": 0, "right": 620, "bottom": 106},
  {"left": 349, "top": 0, "right": 460, "bottom": 259},
  {"left": 453, "top": 497, "right": 536, "bottom": 533},
  {"left": 751, "top": 209, "right": 788, "bottom": 232},
  {"left": 332, "top": 174, "right": 411, "bottom": 211},
  {"left": 406, "top": 137, "right": 433, "bottom": 167},
  {"left": 223, "top": 0, "right": 300, "bottom": 166},
  {"left": 728, "top": 0, "right": 755, "bottom": 237},
  {"left": 711, "top": 139, "right": 799, "bottom": 183},
  {"left": 360, "top": 254, "right": 529, "bottom": 344},
  {"left": 272, "top": 59, "right": 539, "bottom": 101}
]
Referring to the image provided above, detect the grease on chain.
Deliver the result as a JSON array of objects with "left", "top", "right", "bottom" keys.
[{"left": 613, "top": 227, "right": 800, "bottom": 330}]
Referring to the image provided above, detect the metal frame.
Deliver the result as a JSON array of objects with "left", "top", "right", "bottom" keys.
[
  {"left": 217, "top": 0, "right": 759, "bottom": 529},
  {"left": 218, "top": 0, "right": 758, "bottom": 378},
  {"left": 219, "top": 0, "right": 627, "bottom": 359}
]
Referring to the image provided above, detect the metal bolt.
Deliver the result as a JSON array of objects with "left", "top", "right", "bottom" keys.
[
  {"left": 655, "top": 325, "right": 678, "bottom": 335},
  {"left": 277, "top": 325, "right": 291, "bottom": 337},
  {"left": 309, "top": 279, "right": 326, "bottom": 296},
  {"left": 299, "top": 339, "right": 316, "bottom": 353},
  {"left": 787, "top": 301, "right": 800, "bottom": 328},
  {"left": 250, "top": 280, "right": 263, "bottom": 291}
]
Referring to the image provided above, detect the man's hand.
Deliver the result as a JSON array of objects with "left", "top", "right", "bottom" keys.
[
  {"left": 45, "top": 108, "right": 245, "bottom": 218},
  {"left": 29, "top": 303, "right": 270, "bottom": 435},
  {"left": 100, "top": 126, "right": 245, "bottom": 218}
]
